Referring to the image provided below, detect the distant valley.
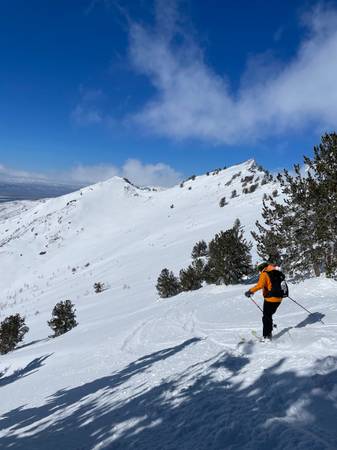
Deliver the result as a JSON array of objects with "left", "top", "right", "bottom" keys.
[{"left": 0, "top": 180, "right": 80, "bottom": 202}]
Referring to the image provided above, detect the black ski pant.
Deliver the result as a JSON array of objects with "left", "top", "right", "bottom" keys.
[{"left": 262, "top": 300, "right": 281, "bottom": 338}]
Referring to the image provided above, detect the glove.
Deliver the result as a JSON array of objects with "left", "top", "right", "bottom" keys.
[{"left": 245, "top": 290, "right": 252, "bottom": 298}]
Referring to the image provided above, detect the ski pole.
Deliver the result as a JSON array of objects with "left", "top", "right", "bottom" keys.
[
  {"left": 287, "top": 296, "right": 325, "bottom": 325},
  {"left": 247, "top": 296, "right": 277, "bottom": 328},
  {"left": 248, "top": 296, "right": 263, "bottom": 314}
]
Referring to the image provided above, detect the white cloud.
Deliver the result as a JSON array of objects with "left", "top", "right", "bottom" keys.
[
  {"left": 122, "top": 159, "right": 182, "bottom": 187},
  {"left": 71, "top": 88, "right": 104, "bottom": 126},
  {"left": 0, "top": 160, "right": 183, "bottom": 188},
  {"left": 66, "top": 159, "right": 182, "bottom": 187},
  {"left": 0, "top": 164, "right": 48, "bottom": 183},
  {"left": 128, "top": 2, "right": 337, "bottom": 144},
  {"left": 66, "top": 164, "right": 119, "bottom": 184}
]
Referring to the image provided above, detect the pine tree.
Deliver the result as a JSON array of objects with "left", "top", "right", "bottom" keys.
[
  {"left": 191, "top": 240, "right": 208, "bottom": 259},
  {"left": 179, "top": 265, "right": 202, "bottom": 291},
  {"left": 156, "top": 269, "right": 181, "bottom": 298},
  {"left": 0, "top": 314, "right": 29, "bottom": 354},
  {"left": 206, "top": 220, "right": 252, "bottom": 285},
  {"left": 252, "top": 133, "right": 337, "bottom": 279},
  {"left": 48, "top": 300, "right": 78, "bottom": 337},
  {"left": 280, "top": 165, "right": 324, "bottom": 277},
  {"left": 302, "top": 133, "right": 337, "bottom": 276},
  {"left": 191, "top": 258, "right": 206, "bottom": 283},
  {"left": 251, "top": 197, "right": 286, "bottom": 265}
]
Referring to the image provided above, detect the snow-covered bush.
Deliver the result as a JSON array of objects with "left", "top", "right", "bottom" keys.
[
  {"left": 94, "top": 282, "right": 105, "bottom": 293},
  {"left": 219, "top": 196, "right": 228, "bottom": 207},
  {"left": 241, "top": 175, "right": 254, "bottom": 184},
  {"left": 48, "top": 300, "right": 78, "bottom": 337},
  {"left": 156, "top": 269, "right": 181, "bottom": 298},
  {"left": 0, "top": 314, "right": 29, "bottom": 354},
  {"left": 249, "top": 183, "right": 259, "bottom": 193}
]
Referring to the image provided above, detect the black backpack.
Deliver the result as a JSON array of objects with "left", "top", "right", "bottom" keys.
[{"left": 265, "top": 270, "right": 289, "bottom": 298}]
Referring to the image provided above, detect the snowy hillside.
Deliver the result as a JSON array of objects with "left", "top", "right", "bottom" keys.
[{"left": 1, "top": 160, "right": 337, "bottom": 449}]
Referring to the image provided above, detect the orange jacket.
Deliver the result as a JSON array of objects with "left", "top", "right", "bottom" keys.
[{"left": 249, "top": 265, "right": 282, "bottom": 303}]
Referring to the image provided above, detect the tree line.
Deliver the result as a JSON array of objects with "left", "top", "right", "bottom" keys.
[{"left": 252, "top": 132, "right": 337, "bottom": 279}]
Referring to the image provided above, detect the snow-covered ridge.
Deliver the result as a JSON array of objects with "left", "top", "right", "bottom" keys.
[
  {"left": 0, "top": 159, "right": 276, "bottom": 291},
  {"left": 1, "top": 159, "right": 336, "bottom": 449}
]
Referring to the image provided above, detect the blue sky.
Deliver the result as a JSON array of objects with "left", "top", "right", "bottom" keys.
[{"left": 1, "top": 0, "right": 337, "bottom": 186}]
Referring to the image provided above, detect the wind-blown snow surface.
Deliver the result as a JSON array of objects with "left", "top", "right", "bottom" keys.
[{"left": 0, "top": 160, "right": 337, "bottom": 449}]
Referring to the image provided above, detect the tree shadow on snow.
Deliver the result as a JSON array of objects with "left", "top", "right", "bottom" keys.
[
  {"left": 16, "top": 338, "right": 50, "bottom": 351},
  {"left": 1, "top": 339, "right": 337, "bottom": 450},
  {"left": 0, "top": 354, "right": 52, "bottom": 388}
]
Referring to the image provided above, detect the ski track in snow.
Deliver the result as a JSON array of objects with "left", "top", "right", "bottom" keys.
[{"left": 0, "top": 161, "right": 337, "bottom": 449}]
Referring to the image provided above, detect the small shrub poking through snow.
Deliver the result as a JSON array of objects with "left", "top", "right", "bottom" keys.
[
  {"left": 94, "top": 282, "right": 105, "bottom": 293},
  {"left": 219, "top": 196, "right": 228, "bottom": 207},
  {"left": 241, "top": 175, "right": 254, "bottom": 184},
  {"left": 48, "top": 300, "right": 78, "bottom": 337},
  {"left": 156, "top": 269, "right": 181, "bottom": 298},
  {"left": 0, "top": 314, "right": 29, "bottom": 354},
  {"left": 248, "top": 183, "right": 259, "bottom": 193}
]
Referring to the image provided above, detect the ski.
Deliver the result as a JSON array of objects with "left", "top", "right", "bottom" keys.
[{"left": 251, "top": 330, "right": 264, "bottom": 342}]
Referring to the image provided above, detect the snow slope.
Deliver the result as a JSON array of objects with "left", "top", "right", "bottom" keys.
[{"left": 0, "top": 160, "right": 337, "bottom": 450}]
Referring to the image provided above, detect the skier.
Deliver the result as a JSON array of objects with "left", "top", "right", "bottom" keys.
[{"left": 245, "top": 262, "right": 286, "bottom": 340}]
